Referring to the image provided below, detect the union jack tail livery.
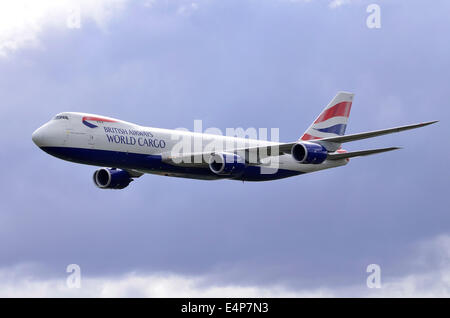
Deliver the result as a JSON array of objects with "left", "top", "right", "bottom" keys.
[{"left": 301, "top": 92, "right": 354, "bottom": 141}]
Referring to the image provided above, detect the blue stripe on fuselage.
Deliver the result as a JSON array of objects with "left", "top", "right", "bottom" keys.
[
  {"left": 82, "top": 120, "right": 98, "bottom": 128},
  {"left": 40, "top": 147, "right": 302, "bottom": 181}
]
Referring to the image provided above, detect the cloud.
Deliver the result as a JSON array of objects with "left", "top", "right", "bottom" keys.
[
  {"left": 177, "top": 2, "right": 200, "bottom": 16},
  {"left": 328, "top": 0, "right": 353, "bottom": 9},
  {"left": 1, "top": 235, "right": 449, "bottom": 297},
  {"left": 285, "top": 0, "right": 358, "bottom": 9},
  {"left": 0, "top": 0, "right": 127, "bottom": 57},
  {"left": 0, "top": 266, "right": 332, "bottom": 297},
  {"left": 366, "top": 235, "right": 450, "bottom": 297}
]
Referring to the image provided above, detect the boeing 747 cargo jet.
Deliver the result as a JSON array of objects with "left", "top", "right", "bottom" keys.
[{"left": 32, "top": 92, "right": 437, "bottom": 189}]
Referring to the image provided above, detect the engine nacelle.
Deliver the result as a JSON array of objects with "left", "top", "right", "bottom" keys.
[
  {"left": 209, "top": 153, "right": 246, "bottom": 176},
  {"left": 93, "top": 168, "right": 132, "bottom": 189},
  {"left": 291, "top": 143, "right": 327, "bottom": 164}
]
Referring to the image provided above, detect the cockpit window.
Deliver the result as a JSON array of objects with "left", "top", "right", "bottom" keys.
[{"left": 54, "top": 115, "right": 69, "bottom": 120}]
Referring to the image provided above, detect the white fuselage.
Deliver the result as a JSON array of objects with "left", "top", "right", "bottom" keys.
[{"left": 32, "top": 112, "right": 347, "bottom": 181}]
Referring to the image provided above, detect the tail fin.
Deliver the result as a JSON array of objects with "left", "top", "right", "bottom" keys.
[{"left": 300, "top": 92, "right": 354, "bottom": 141}]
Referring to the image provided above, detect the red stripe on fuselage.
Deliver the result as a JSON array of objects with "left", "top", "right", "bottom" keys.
[
  {"left": 82, "top": 116, "right": 117, "bottom": 123},
  {"left": 314, "top": 101, "right": 352, "bottom": 124}
]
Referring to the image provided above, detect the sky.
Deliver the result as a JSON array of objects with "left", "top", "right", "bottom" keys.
[{"left": 0, "top": 0, "right": 449, "bottom": 297}]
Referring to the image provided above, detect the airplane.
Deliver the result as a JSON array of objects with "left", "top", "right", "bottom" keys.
[{"left": 31, "top": 92, "right": 437, "bottom": 189}]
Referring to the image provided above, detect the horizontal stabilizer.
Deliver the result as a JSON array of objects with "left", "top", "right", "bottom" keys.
[{"left": 327, "top": 147, "right": 401, "bottom": 160}]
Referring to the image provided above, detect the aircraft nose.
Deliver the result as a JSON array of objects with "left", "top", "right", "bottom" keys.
[{"left": 32, "top": 126, "right": 46, "bottom": 147}]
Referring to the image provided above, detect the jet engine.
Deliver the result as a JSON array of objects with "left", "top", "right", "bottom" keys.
[
  {"left": 291, "top": 143, "right": 328, "bottom": 164},
  {"left": 209, "top": 153, "right": 246, "bottom": 176},
  {"left": 93, "top": 168, "right": 132, "bottom": 189}
]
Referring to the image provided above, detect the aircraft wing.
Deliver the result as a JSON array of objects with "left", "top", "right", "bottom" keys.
[
  {"left": 314, "top": 121, "right": 437, "bottom": 150},
  {"left": 162, "top": 152, "right": 214, "bottom": 166},
  {"left": 163, "top": 121, "right": 437, "bottom": 165},
  {"left": 237, "top": 121, "right": 438, "bottom": 159},
  {"left": 162, "top": 143, "right": 295, "bottom": 166},
  {"left": 235, "top": 121, "right": 436, "bottom": 160}
]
